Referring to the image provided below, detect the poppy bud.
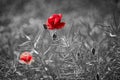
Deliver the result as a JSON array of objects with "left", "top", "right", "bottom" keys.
[
  {"left": 77, "top": 53, "right": 80, "bottom": 56},
  {"left": 91, "top": 48, "right": 95, "bottom": 55},
  {"left": 96, "top": 73, "right": 100, "bottom": 80},
  {"left": 53, "top": 33, "right": 57, "bottom": 40},
  {"left": 43, "top": 24, "right": 47, "bottom": 29}
]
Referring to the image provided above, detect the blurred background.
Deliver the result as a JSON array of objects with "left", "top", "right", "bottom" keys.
[{"left": 0, "top": 0, "right": 120, "bottom": 80}]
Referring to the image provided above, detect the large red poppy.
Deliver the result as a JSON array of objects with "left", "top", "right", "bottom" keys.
[
  {"left": 19, "top": 52, "right": 34, "bottom": 65},
  {"left": 46, "top": 14, "right": 65, "bottom": 30}
]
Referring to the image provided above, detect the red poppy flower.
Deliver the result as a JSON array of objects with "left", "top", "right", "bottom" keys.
[
  {"left": 46, "top": 14, "right": 65, "bottom": 30},
  {"left": 19, "top": 52, "right": 34, "bottom": 65}
]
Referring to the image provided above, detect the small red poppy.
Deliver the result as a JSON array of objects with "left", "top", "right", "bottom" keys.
[
  {"left": 19, "top": 52, "right": 34, "bottom": 65},
  {"left": 46, "top": 13, "right": 65, "bottom": 30}
]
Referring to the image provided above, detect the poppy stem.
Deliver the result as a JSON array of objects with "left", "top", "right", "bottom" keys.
[
  {"left": 34, "top": 33, "right": 41, "bottom": 48},
  {"left": 33, "top": 27, "right": 44, "bottom": 48},
  {"left": 43, "top": 24, "right": 47, "bottom": 29},
  {"left": 34, "top": 24, "right": 51, "bottom": 48},
  {"left": 43, "top": 46, "right": 52, "bottom": 55}
]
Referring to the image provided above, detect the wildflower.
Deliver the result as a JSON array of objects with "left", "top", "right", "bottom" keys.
[
  {"left": 19, "top": 52, "right": 34, "bottom": 65},
  {"left": 46, "top": 14, "right": 65, "bottom": 30}
]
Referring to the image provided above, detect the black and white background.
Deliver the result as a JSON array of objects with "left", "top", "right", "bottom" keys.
[{"left": 0, "top": 0, "right": 120, "bottom": 80}]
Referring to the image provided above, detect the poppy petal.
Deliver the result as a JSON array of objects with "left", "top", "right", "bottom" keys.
[
  {"left": 55, "top": 22, "right": 65, "bottom": 29},
  {"left": 46, "top": 23, "right": 55, "bottom": 30},
  {"left": 28, "top": 56, "right": 32, "bottom": 61},
  {"left": 58, "top": 14, "right": 62, "bottom": 19},
  {"left": 54, "top": 14, "right": 62, "bottom": 24},
  {"left": 46, "top": 20, "right": 54, "bottom": 30},
  {"left": 54, "top": 17, "right": 61, "bottom": 25},
  {"left": 47, "top": 18, "right": 54, "bottom": 25}
]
